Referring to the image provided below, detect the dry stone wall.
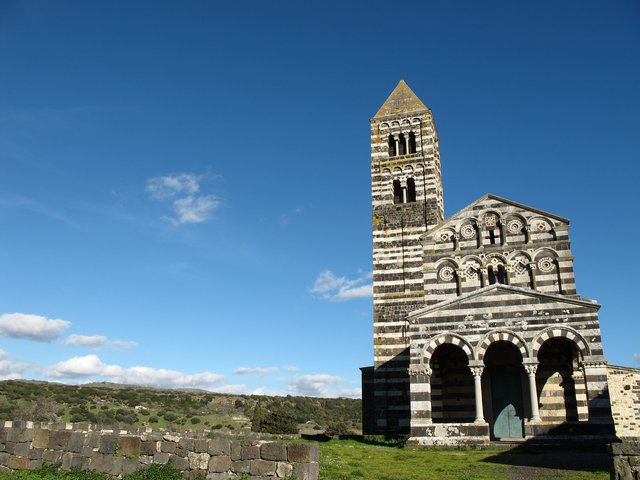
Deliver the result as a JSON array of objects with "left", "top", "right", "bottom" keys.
[
  {"left": 0, "top": 421, "right": 319, "bottom": 479},
  {"left": 610, "top": 442, "right": 640, "bottom": 480}
]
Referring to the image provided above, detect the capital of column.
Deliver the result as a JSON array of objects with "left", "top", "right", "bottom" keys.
[
  {"left": 522, "top": 359, "right": 539, "bottom": 375},
  {"left": 469, "top": 366, "right": 484, "bottom": 377}
]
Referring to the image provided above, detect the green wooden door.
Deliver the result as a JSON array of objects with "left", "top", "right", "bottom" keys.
[{"left": 491, "top": 371, "right": 524, "bottom": 439}]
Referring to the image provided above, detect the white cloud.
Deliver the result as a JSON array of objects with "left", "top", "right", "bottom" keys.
[
  {"left": 0, "top": 349, "right": 29, "bottom": 380},
  {"left": 64, "top": 334, "right": 137, "bottom": 350},
  {"left": 172, "top": 195, "right": 219, "bottom": 224},
  {"left": 282, "top": 365, "right": 300, "bottom": 372},
  {"left": 634, "top": 353, "right": 640, "bottom": 365},
  {"left": 310, "top": 270, "right": 373, "bottom": 302},
  {"left": 146, "top": 173, "right": 220, "bottom": 225},
  {"left": 288, "top": 374, "right": 343, "bottom": 397},
  {"left": 337, "top": 388, "right": 361, "bottom": 399},
  {"left": 46, "top": 354, "right": 224, "bottom": 389},
  {"left": 145, "top": 173, "right": 200, "bottom": 199},
  {"left": 209, "top": 384, "right": 247, "bottom": 394},
  {"left": 234, "top": 367, "right": 278, "bottom": 375},
  {"left": 0, "top": 313, "right": 71, "bottom": 341}
]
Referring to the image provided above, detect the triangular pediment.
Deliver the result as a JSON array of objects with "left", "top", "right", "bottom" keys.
[
  {"left": 407, "top": 284, "right": 599, "bottom": 319},
  {"left": 374, "top": 80, "right": 428, "bottom": 118},
  {"left": 425, "top": 193, "right": 569, "bottom": 238}
]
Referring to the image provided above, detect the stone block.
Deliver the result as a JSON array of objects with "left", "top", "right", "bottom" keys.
[
  {"left": 122, "top": 457, "right": 140, "bottom": 475},
  {"left": 85, "top": 432, "right": 101, "bottom": 448},
  {"left": 188, "top": 451, "right": 210, "bottom": 470},
  {"left": 102, "top": 455, "right": 123, "bottom": 476},
  {"left": 28, "top": 448, "right": 43, "bottom": 460},
  {"left": 230, "top": 441, "right": 241, "bottom": 461},
  {"left": 153, "top": 452, "right": 170, "bottom": 465},
  {"left": 12, "top": 443, "right": 30, "bottom": 457},
  {"left": 241, "top": 445, "right": 260, "bottom": 460},
  {"left": 49, "top": 430, "right": 71, "bottom": 450},
  {"left": 288, "top": 443, "right": 319, "bottom": 463},
  {"left": 189, "top": 470, "right": 206, "bottom": 480},
  {"left": 42, "top": 449, "right": 63, "bottom": 465},
  {"left": 32, "top": 429, "right": 50, "bottom": 449},
  {"left": 292, "top": 461, "right": 319, "bottom": 480},
  {"left": 208, "top": 437, "right": 230, "bottom": 456},
  {"left": 179, "top": 438, "right": 194, "bottom": 451},
  {"left": 276, "top": 461, "right": 293, "bottom": 478},
  {"left": 208, "top": 455, "right": 231, "bottom": 472},
  {"left": 261, "top": 442, "right": 287, "bottom": 461},
  {"left": 61, "top": 452, "right": 85, "bottom": 470},
  {"left": 141, "top": 440, "right": 157, "bottom": 455},
  {"left": 7, "top": 428, "right": 33, "bottom": 443},
  {"left": 68, "top": 432, "right": 85, "bottom": 453},
  {"left": 230, "top": 459, "right": 250, "bottom": 474},
  {"left": 629, "top": 456, "right": 640, "bottom": 467},
  {"left": 7, "top": 455, "right": 30, "bottom": 470},
  {"left": 119, "top": 436, "right": 142, "bottom": 456},
  {"left": 194, "top": 439, "right": 208, "bottom": 453},
  {"left": 28, "top": 459, "right": 43, "bottom": 469},
  {"left": 205, "top": 474, "right": 233, "bottom": 480},
  {"left": 161, "top": 440, "right": 178, "bottom": 454},
  {"left": 98, "top": 434, "right": 118, "bottom": 454},
  {"left": 250, "top": 459, "right": 276, "bottom": 476},
  {"left": 168, "top": 453, "right": 189, "bottom": 471}
]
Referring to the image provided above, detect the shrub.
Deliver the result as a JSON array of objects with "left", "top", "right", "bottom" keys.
[
  {"left": 190, "top": 417, "right": 201, "bottom": 424},
  {"left": 325, "top": 420, "right": 350, "bottom": 438},
  {"left": 162, "top": 413, "right": 177, "bottom": 422},
  {"left": 148, "top": 416, "right": 158, "bottom": 423}
]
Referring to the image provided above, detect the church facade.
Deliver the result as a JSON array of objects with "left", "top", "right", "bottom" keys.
[{"left": 361, "top": 81, "right": 616, "bottom": 444}]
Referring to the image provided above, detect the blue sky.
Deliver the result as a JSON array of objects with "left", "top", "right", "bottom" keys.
[{"left": 0, "top": 1, "right": 638, "bottom": 397}]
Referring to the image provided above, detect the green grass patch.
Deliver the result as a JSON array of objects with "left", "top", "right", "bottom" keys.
[{"left": 317, "top": 439, "right": 609, "bottom": 480}]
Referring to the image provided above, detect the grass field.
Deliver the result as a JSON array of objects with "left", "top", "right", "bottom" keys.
[
  {"left": 0, "top": 439, "right": 611, "bottom": 480},
  {"left": 317, "top": 439, "right": 610, "bottom": 480}
]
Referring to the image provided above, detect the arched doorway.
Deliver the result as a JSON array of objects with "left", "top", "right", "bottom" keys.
[
  {"left": 536, "top": 338, "right": 583, "bottom": 422},
  {"left": 430, "top": 344, "right": 475, "bottom": 423},
  {"left": 484, "top": 341, "right": 526, "bottom": 439}
]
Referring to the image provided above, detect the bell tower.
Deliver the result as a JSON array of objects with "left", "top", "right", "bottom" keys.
[{"left": 364, "top": 81, "right": 444, "bottom": 434}]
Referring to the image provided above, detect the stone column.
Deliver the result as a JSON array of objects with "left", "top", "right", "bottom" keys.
[
  {"left": 409, "top": 364, "right": 433, "bottom": 427},
  {"left": 523, "top": 361, "right": 541, "bottom": 421},
  {"left": 469, "top": 363, "right": 485, "bottom": 423}
]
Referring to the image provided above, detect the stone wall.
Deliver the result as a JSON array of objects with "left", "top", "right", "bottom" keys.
[
  {"left": 608, "top": 365, "right": 640, "bottom": 439},
  {"left": 0, "top": 421, "right": 319, "bottom": 479},
  {"left": 610, "top": 441, "right": 640, "bottom": 480}
]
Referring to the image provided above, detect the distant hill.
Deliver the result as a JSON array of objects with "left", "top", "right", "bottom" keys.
[{"left": 0, "top": 380, "right": 361, "bottom": 434}]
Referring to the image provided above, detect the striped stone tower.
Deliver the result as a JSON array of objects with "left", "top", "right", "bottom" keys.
[
  {"left": 362, "top": 81, "right": 616, "bottom": 443},
  {"left": 363, "top": 81, "right": 443, "bottom": 434}
]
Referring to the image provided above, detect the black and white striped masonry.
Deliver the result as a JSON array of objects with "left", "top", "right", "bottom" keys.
[{"left": 361, "top": 81, "right": 618, "bottom": 445}]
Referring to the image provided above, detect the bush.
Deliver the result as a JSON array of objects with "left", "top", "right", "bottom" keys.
[
  {"left": 257, "top": 408, "right": 298, "bottom": 434},
  {"left": 162, "top": 413, "right": 177, "bottom": 422},
  {"left": 190, "top": 417, "right": 201, "bottom": 424},
  {"left": 148, "top": 416, "right": 158, "bottom": 423},
  {"left": 325, "top": 420, "right": 350, "bottom": 437}
]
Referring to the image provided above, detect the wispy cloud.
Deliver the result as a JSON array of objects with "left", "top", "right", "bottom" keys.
[
  {"left": 0, "top": 313, "right": 71, "bottom": 341},
  {"left": 634, "top": 353, "right": 640, "bottom": 366},
  {"left": 0, "top": 349, "right": 29, "bottom": 381},
  {"left": 234, "top": 367, "right": 279, "bottom": 375},
  {"left": 64, "top": 334, "right": 137, "bottom": 350},
  {"left": 145, "top": 173, "right": 220, "bottom": 225},
  {"left": 280, "top": 207, "right": 303, "bottom": 228},
  {"left": 45, "top": 354, "right": 224, "bottom": 389},
  {"left": 288, "top": 374, "right": 343, "bottom": 397},
  {"left": 310, "top": 270, "right": 373, "bottom": 302},
  {"left": 209, "top": 384, "right": 247, "bottom": 394}
]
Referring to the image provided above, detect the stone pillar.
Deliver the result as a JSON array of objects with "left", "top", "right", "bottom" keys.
[
  {"left": 523, "top": 361, "right": 541, "bottom": 421},
  {"left": 469, "top": 363, "right": 485, "bottom": 423},
  {"left": 409, "top": 364, "right": 433, "bottom": 427}
]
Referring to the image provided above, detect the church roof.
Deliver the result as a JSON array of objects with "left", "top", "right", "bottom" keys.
[
  {"left": 406, "top": 284, "right": 600, "bottom": 319},
  {"left": 374, "top": 80, "right": 428, "bottom": 118}
]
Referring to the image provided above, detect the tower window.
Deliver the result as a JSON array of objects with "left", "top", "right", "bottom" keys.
[
  {"left": 488, "top": 229, "right": 496, "bottom": 244},
  {"left": 408, "top": 132, "right": 417, "bottom": 154},
  {"left": 393, "top": 180, "right": 402, "bottom": 204},
  {"left": 398, "top": 133, "right": 407, "bottom": 156},
  {"left": 388, "top": 135, "right": 396, "bottom": 157},
  {"left": 407, "top": 178, "right": 416, "bottom": 203}
]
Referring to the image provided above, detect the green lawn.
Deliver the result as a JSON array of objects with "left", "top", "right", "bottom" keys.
[{"left": 317, "top": 439, "right": 610, "bottom": 480}]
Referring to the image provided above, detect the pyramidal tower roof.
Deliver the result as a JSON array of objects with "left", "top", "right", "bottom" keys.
[{"left": 374, "top": 80, "right": 428, "bottom": 118}]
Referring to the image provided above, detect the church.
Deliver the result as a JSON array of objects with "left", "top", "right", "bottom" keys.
[{"left": 360, "top": 81, "right": 618, "bottom": 444}]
